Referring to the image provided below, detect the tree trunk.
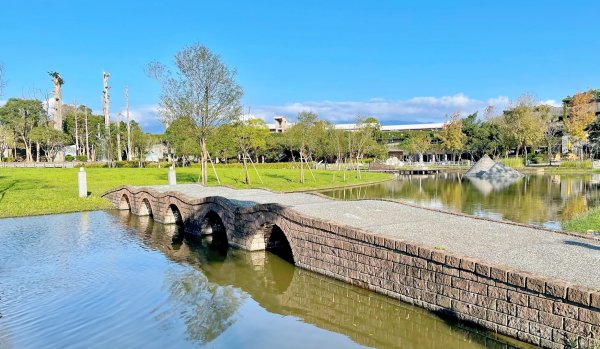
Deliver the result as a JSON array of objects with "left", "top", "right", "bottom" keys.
[
  {"left": 299, "top": 150, "right": 305, "bottom": 184},
  {"left": 243, "top": 152, "right": 250, "bottom": 185},
  {"left": 200, "top": 138, "right": 208, "bottom": 185}
]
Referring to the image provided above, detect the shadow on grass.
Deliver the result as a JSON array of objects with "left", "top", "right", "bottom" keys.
[
  {"left": 178, "top": 173, "right": 199, "bottom": 183},
  {"left": 263, "top": 173, "right": 294, "bottom": 183},
  {"left": 0, "top": 180, "right": 17, "bottom": 203}
]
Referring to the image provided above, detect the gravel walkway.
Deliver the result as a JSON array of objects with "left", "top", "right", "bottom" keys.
[{"left": 142, "top": 184, "right": 600, "bottom": 289}]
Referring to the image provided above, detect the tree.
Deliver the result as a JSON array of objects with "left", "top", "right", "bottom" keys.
[
  {"left": 231, "top": 118, "right": 269, "bottom": 184},
  {"left": 564, "top": 90, "right": 596, "bottom": 157},
  {"left": 165, "top": 116, "right": 200, "bottom": 166},
  {"left": 0, "top": 125, "right": 14, "bottom": 161},
  {"left": 497, "top": 94, "right": 546, "bottom": 160},
  {"left": 438, "top": 113, "right": 465, "bottom": 161},
  {"left": 287, "top": 111, "right": 318, "bottom": 183},
  {"left": 148, "top": 43, "right": 243, "bottom": 185},
  {"left": 30, "top": 126, "right": 70, "bottom": 162},
  {"left": 208, "top": 124, "right": 236, "bottom": 163},
  {"left": 0, "top": 98, "right": 47, "bottom": 162},
  {"left": 400, "top": 131, "right": 433, "bottom": 163}
]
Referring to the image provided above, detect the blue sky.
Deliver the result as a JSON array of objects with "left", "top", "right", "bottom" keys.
[{"left": 1, "top": 1, "right": 598, "bottom": 132}]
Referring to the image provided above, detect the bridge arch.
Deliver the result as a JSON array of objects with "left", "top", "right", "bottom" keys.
[
  {"left": 262, "top": 223, "right": 295, "bottom": 264},
  {"left": 199, "top": 210, "right": 228, "bottom": 250},
  {"left": 164, "top": 204, "right": 184, "bottom": 225},
  {"left": 118, "top": 193, "right": 131, "bottom": 211},
  {"left": 138, "top": 198, "right": 153, "bottom": 217}
]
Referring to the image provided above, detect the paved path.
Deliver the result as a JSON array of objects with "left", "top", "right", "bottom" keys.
[{"left": 141, "top": 184, "right": 600, "bottom": 289}]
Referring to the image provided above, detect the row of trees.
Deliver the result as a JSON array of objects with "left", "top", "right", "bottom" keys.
[{"left": 394, "top": 91, "right": 599, "bottom": 163}]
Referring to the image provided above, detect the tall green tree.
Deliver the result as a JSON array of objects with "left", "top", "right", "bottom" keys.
[
  {"left": 287, "top": 111, "right": 318, "bottom": 183},
  {"left": 231, "top": 118, "right": 269, "bottom": 184},
  {"left": 29, "top": 126, "right": 70, "bottom": 162},
  {"left": 438, "top": 113, "right": 465, "bottom": 161},
  {"left": 0, "top": 98, "right": 47, "bottom": 162},
  {"left": 148, "top": 43, "right": 243, "bottom": 184},
  {"left": 166, "top": 116, "right": 200, "bottom": 166}
]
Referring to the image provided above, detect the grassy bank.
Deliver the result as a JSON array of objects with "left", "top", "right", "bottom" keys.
[
  {"left": 564, "top": 207, "right": 600, "bottom": 233},
  {"left": 0, "top": 167, "right": 392, "bottom": 218}
]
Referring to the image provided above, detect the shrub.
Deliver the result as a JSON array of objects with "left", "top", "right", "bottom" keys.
[
  {"left": 75, "top": 155, "right": 88, "bottom": 162},
  {"left": 2, "top": 156, "right": 15, "bottom": 162},
  {"left": 559, "top": 160, "right": 592, "bottom": 169},
  {"left": 65, "top": 155, "right": 75, "bottom": 162},
  {"left": 499, "top": 157, "right": 524, "bottom": 169}
]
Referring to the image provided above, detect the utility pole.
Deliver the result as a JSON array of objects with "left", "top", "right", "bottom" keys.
[
  {"left": 102, "top": 71, "right": 111, "bottom": 164},
  {"left": 126, "top": 86, "right": 132, "bottom": 161}
]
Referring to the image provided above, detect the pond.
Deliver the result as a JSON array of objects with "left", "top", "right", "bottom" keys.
[
  {"left": 0, "top": 211, "right": 533, "bottom": 348},
  {"left": 320, "top": 173, "right": 600, "bottom": 230}
]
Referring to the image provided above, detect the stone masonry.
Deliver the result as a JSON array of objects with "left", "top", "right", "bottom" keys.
[{"left": 103, "top": 185, "right": 600, "bottom": 349}]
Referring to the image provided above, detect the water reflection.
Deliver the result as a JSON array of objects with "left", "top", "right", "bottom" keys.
[
  {"left": 0, "top": 211, "right": 534, "bottom": 349},
  {"left": 320, "top": 173, "right": 600, "bottom": 229},
  {"left": 117, "top": 212, "right": 530, "bottom": 349}
]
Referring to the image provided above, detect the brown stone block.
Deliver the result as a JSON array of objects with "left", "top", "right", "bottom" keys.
[
  {"left": 564, "top": 318, "right": 591, "bottom": 337},
  {"left": 489, "top": 286, "right": 508, "bottom": 301},
  {"left": 507, "top": 290, "right": 529, "bottom": 306},
  {"left": 579, "top": 308, "right": 600, "bottom": 326},
  {"left": 442, "top": 265, "right": 460, "bottom": 277},
  {"left": 430, "top": 250, "right": 446, "bottom": 263},
  {"left": 445, "top": 254, "right": 461, "bottom": 268},
  {"left": 417, "top": 246, "right": 433, "bottom": 259},
  {"left": 546, "top": 280, "right": 569, "bottom": 299},
  {"left": 436, "top": 294, "right": 452, "bottom": 308},
  {"left": 405, "top": 243, "right": 419, "bottom": 256},
  {"left": 487, "top": 310, "right": 508, "bottom": 326},
  {"left": 567, "top": 286, "right": 591, "bottom": 306},
  {"left": 553, "top": 302, "right": 579, "bottom": 319},
  {"left": 507, "top": 316, "right": 530, "bottom": 332},
  {"left": 459, "top": 270, "right": 478, "bottom": 282},
  {"left": 526, "top": 276, "right": 546, "bottom": 294},
  {"left": 516, "top": 305, "right": 539, "bottom": 321},
  {"left": 413, "top": 257, "right": 427, "bottom": 269},
  {"left": 591, "top": 291, "right": 600, "bottom": 309},
  {"left": 497, "top": 300, "right": 517, "bottom": 316},
  {"left": 470, "top": 281, "right": 488, "bottom": 296},
  {"left": 475, "top": 263, "right": 491, "bottom": 277},
  {"left": 529, "top": 322, "right": 553, "bottom": 340},
  {"left": 460, "top": 257, "right": 476, "bottom": 272},
  {"left": 539, "top": 311, "right": 564, "bottom": 329},
  {"left": 507, "top": 271, "right": 527, "bottom": 288},
  {"left": 529, "top": 296, "right": 553, "bottom": 313},
  {"left": 452, "top": 277, "right": 470, "bottom": 291},
  {"left": 394, "top": 240, "right": 408, "bottom": 253}
]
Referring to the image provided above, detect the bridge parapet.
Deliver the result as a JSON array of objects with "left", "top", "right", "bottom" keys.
[{"left": 102, "top": 185, "right": 600, "bottom": 349}]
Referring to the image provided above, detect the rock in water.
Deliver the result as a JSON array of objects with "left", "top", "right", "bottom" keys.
[{"left": 465, "top": 155, "right": 522, "bottom": 179}]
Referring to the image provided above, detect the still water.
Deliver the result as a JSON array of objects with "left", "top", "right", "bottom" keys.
[
  {"left": 0, "top": 211, "right": 532, "bottom": 348},
  {"left": 320, "top": 173, "right": 600, "bottom": 230}
]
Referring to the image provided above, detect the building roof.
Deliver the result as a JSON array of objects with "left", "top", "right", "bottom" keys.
[{"left": 334, "top": 122, "right": 445, "bottom": 131}]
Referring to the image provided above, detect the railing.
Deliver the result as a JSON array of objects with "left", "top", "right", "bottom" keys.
[{"left": 0, "top": 162, "right": 75, "bottom": 168}]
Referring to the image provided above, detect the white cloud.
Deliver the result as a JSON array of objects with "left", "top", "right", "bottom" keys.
[
  {"left": 116, "top": 104, "right": 164, "bottom": 133},
  {"left": 249, "top": 93, "right": 512, "bottom": 124},
  {"left": 540, "top": 99, "right": 562, "bottom": 108},
  {"left": 0, "top": 100, "right": 6, "bottom": 107}
]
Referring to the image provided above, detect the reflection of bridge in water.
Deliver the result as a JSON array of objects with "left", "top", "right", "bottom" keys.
[{"left": 115, "top": 211, "right": 527, "bottom": 349}]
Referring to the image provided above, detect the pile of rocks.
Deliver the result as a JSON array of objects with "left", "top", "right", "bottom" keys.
[{"left": 465, "top": 154, "right": 522, "bottom": 179}]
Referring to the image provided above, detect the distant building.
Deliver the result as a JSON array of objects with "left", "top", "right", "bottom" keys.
[
  {"left": 334, "top": 122, "right": 445, "bottom": 132},
  {"left": 266, "top": 116, "right": 290, "bottom": 133}
]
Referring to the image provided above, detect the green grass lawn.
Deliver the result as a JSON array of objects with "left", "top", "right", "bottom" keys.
[
  {"left": 564, "top": 207, "right": 600, "bottom": 234},
  {"left": 0, "top": 167, "right": 392, "bottom": 218}
]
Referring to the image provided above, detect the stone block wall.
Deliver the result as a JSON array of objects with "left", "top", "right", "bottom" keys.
[{"left": 103, "top": 186, "right": 599, "bottom": 349}]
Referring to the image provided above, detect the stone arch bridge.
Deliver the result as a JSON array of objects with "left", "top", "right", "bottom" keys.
[{"left": 103, "top": 184, "right": 600, "bottom": 349}]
